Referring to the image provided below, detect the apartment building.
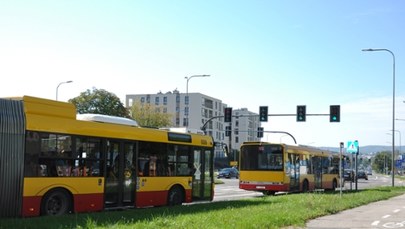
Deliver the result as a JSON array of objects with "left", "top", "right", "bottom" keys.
[
  {"left": 230, "top": 108, "right": 262, "bottom": 150},
  {"left": 125, "top": 90, "right": 261, "bottom": 164}
]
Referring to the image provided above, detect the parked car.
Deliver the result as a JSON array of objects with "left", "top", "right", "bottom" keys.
[
  {"left": 343, "top": 169, "right": 355, "bottom": 181},
  {"left": 217, "top": 167, "right": 239, "bottom": 179},
  {"left": 357, "top": 170, "right": 368, "bottom": 180},
  {"left": 343, "top": 169, "right": 368, "bottom": 181}
]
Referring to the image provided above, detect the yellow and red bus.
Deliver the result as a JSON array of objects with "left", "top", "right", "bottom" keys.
[
  {"left": 239, "top": 142, "right": 340, "bottom": 195},
  {"left": 0, "top": 96, "right": 214, "bottom": 217}
]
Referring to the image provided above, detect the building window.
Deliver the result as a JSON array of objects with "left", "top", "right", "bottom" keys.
[
  {"left": 185, "top": 107, "right": 189, "bottom": 116},
  {"left": 155, "top": 97, "right": 160, "bottom": 105},
  {"left": 185, "top": 96, "right": 189, "bottom": 105},
  {"left": 140, "top": 97, "right": 145, "bottom": 103},
  {"left": 163, "top": 108, "right": 167, "bottom": 113},
  {"left": 163, "top": 96, "right": 168, "bottom": 105}
]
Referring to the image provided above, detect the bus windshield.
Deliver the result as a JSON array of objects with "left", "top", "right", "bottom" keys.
[{"left": 240, "top": 144, "right": 283, "bottom": 171}]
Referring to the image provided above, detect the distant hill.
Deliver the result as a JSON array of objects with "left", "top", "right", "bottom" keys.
[{"left": 319, "top": 145, "right": 393, "bottom": 155}]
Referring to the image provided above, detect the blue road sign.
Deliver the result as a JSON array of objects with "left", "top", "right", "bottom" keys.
[{"left": 347, "top": 140, "right": 359, "bottom": 154}]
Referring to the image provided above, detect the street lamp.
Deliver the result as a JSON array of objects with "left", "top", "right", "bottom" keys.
[
  {"left": 56, "top": 80, "right": 73, "bottom": 101},
  {"left": 184, "top": 74, "right": 210, "bottom": 127},
  {"left": 362, "top": 48, "right": 396, "bottom": 186},
  {"left": 387, "top": 130, "right": 401, "bottom": 155}
]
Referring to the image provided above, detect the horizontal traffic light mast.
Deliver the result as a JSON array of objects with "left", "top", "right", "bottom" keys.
[{"left": 201, "top": 105, "right": 340, "bottom": 133}]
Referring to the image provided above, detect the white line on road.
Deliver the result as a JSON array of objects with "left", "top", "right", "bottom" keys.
[
  {"left": 383, "top": 215, "right": 391, "bottom": 219},
  {"left": 371, "top": 221, "right": 380, "bottom": 226},
  {"left": 393, "top": 209, "right": 401, "bottom": 213}
]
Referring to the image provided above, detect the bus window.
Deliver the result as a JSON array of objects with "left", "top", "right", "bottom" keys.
[
  {"left": 139, "top": 141, "right": 169, "bottom": 176},
  {"left": 241, "top": 145, "right": 283, "bottom": 171},
  {"left": 76, "top": 137, "right": 103, "bottom": 177}
]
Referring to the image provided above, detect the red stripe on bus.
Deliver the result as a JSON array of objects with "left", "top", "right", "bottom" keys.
[
  {"left": 239, "top": 183, "right": 288, "bottom": 192},
  {"left": 22, "top": 196, "right": 42, "bottom": 217},
  {"left": 136, "top": 190, "right": 168, "bottom": 207},
  {"left": 135, "top": 189, "right": 192, "bottom": 207},
  {"left": 22, "top": 193, "right": 104, "bottom": 217},
  {"left": 73, "top": 193, "right": 104, "bottom": 213}
]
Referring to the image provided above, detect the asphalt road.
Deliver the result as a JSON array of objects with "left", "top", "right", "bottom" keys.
[{"left": 213, "top": 177, "right": 263, "bottom": 202}]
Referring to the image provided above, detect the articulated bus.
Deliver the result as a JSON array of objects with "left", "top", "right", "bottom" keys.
[
  {"left": 0, "top": 96, "right": 214, "bottom": 218},
  {"left": 239, "top": 142, "right": 340, "bottom": 195}
]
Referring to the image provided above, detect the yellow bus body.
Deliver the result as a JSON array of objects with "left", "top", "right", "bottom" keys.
[
  {"left": 0, "top": 96, "right": 214, "bottom": 217},
  {"left": 239, "top": 142, "right": 340, "bottom": 194}
]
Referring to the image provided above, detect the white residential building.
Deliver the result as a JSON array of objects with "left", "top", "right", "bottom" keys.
[
  {"left": 125, "top": 90, "right": 261, "bottom": 164},
  {"left": 230, "top": 108, "right": 262, "bottom": 150}
]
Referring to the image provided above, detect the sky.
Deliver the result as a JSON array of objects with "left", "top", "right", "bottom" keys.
[{"left": 1, "top": 1, "right": 405, "bottom": 148}]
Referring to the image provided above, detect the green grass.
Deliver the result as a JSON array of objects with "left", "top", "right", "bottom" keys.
[{"left": 2, "top": 187, "right": 405, "bottom": 229}]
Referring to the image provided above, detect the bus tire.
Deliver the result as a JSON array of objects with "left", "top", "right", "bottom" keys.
[
  {"left": 167, "top": 185, "right": 184, "bottom": 206},
  {"left": 41, "top": 188, "right": 72, "bottom": 216},
  {"left": 302, "top": 179, "right": 309, "bottom": 193}
]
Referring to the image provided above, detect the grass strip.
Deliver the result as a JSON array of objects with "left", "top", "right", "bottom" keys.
[{"left": 1, "top": 186, "right": 405, "bottom": 229}]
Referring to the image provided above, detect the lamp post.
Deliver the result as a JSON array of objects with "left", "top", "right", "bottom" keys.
[
  {"left": 387, "top": 129, "right": 401, "bottom": 158},
  {"left": 362, "top": 48, "right": 396, "bottom": 186},
  {"left": 184, "top": 74, "right": 210, "bottom": 127},
  {"left": 56, "top": 80, "right": 73, "bottom": 101}
]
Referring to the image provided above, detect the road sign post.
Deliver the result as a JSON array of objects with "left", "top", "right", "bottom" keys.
[
  {"left": 339, "top": 142, "right": 344, "bottom": 197},
  {"left": 346, "top": 140, "right": 359, "bottom": 191}
]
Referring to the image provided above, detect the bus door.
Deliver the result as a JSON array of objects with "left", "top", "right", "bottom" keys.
[
  {"left": 105, "top": 141, "right": 136, "bottom": 208},
  {"left": 288, "top": 153, "right": 300, "bottom": 191},
  {"left": 312, "top": 156, "right": 323, "bottom": 189},
  {"left": 192, "top": 148, "right": 214, "bottom": 201}
]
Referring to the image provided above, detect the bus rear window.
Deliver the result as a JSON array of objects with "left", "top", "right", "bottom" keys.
[{"left": 241, "top": 145, "right": 283, "bottom": 171}]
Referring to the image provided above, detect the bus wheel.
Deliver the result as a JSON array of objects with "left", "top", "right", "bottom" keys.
[
  {"left": 263, "top": 191, "right": 275, "bottom": 196},
  {"left": 41, "top": 189, "right": 71, "bottom": 216},
  {"left": 302, "top": 180, "right": 309, "bottom": 193},
  {"left": 168, "top": 186, "right": 184, "bottom": 206}
]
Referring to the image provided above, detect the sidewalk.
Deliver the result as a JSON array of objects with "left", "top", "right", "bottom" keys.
[{"left": 305, "top": 193, "right": 405, "bottom": 229}]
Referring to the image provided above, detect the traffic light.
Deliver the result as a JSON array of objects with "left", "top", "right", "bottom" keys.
[
  {"left": 259, "top": 106, "right": 268, "bottom": 122},
  {"left": 257, "top": 127, "right": 264, "bottom": 138},
  {"left": 224, "top": 107, "right": 232, "bottom": 122},
  {"left": 296, "top": 105, "right": 306, "bottom": 122},
  {"left": 225, "top": 126, "right": 231, "bottom": 137},
  {"left": 330, "top": 105, "right": 340, "bottom": 122}
]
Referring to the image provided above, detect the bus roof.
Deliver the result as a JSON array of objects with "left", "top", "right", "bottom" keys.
[
  {"left": 77, "top": 113, "right": 139, "bottom": 127},
  {"left": 14, "top": 95, "right": 213, "bottom": 147}
]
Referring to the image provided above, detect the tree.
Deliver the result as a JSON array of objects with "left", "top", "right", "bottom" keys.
[
  {"left": 372, "top": 151, "right": 392, "bottom": 174},
  {"left": 130, "top": 102, "right": 172, "bottom": 128},
  {"left": 69, "top": 88, "right": 130, "bottom": 118}
]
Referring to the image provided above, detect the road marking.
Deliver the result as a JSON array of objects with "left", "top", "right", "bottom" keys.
[
  {"left": 383, "top": 215, "right": 391, "bottom": 219},
  {"left": 372, "top": 221, "right": 380, "bottom": 226},
  {"left": 394, "top": 209, "right": 401, "bottom": 213},
  {"left": 383, "top": 221, "right": 405, "bottom": 228}
]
